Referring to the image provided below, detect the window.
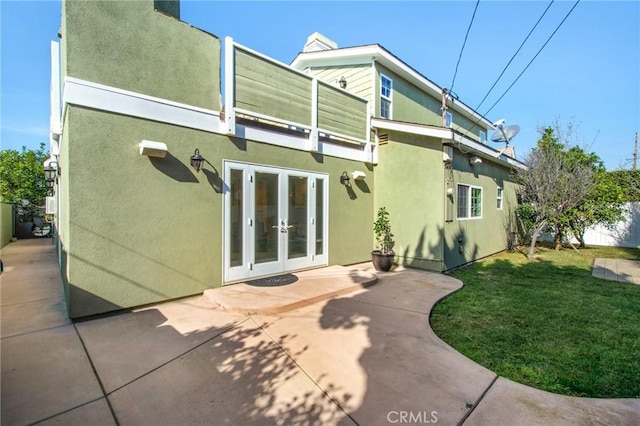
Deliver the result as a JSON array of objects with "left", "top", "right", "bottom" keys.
[
  {"left": 479, "top": 130, "right": 487, "bottom": 144},
  {"left": 380, "top": 74, "right": 392, "bottom": 119},
  {"left": 497, "top": 187, "right": 503, "bottom": 210},
  {"left": 457, "top": 184, "right": 482, "bottom": 219},
  {"left": 445, "top": 111, "right": 452, "bottom": 128}
]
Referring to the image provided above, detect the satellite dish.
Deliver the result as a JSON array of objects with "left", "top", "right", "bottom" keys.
[{"left": 491, "top": 124, "right": 520, "bottom": 145}]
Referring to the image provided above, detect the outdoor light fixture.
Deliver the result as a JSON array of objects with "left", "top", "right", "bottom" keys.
[
  {"left": 190, "top": 149, "right": 204, "bottom": 172},
  {"left": 340, "top": 171, "right": 351, "bottom": 185},
  {"left": 339, "top": 77, "right": 347, "bottom": 89},
  {"left": 44, "top": 165, "right": 56, "bottom": 186},
  {"left": 469, "top": 156, "right": 483, "bottom": 166}
]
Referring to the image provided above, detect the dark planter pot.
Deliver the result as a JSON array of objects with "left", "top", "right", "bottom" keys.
[{"left": 371, "top": 250, "right": 395, "bottom": 272}]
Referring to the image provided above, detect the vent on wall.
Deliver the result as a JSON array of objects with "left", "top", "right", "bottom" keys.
[{"left": 378, "top": 133, "right": 389, "bottom": 145}]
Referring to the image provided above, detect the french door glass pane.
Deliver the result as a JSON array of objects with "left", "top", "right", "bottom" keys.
[
  {"left": 316, "top": 179, "right": 324, "bottom": 255},
  {"left": 255, "top": 172, "right": 279, "bottom": 264},
  {"left": 288, "top": 176, "right": 308, "bottom": 259},
  {"left": 230, "top": 169, "right": 243, "bottom": 267}
]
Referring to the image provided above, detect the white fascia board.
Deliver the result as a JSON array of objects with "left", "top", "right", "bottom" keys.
[
  {"left": 291, "top": 45, "right": 379, "bottom": 69},
  {"left": 372, "top": 117, "right": 525, "bottom": 169},
  {"left": 371, "top": 117, "right": 452, "bottom": 139},
  {"left": 50, "top": 41, "right": 62, "bottom": 140},
  {"left": 292, "top": 45, "right": 493, "bottom": 130},
  {"left": 63, "top": 77, "right": 224, "bottom": 134},
  {"left": 450, "top": 133, "right": 527, "bottom": 169}
]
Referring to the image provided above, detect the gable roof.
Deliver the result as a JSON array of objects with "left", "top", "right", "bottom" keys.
[{"left": 291, "top": 43, "right": 494, "bottom": 131}]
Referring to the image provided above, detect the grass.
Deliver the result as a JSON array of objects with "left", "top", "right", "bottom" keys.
[{"left": 430, "top": 244, "right": 640, "bottom": 398}]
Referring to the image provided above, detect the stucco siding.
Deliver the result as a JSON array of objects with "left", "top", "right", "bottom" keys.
[
  {"left": 60, "top": 106, "right": 373, "bottom": 318},
  {"left": 62, "top": 0, "right": 220, "bottom": 110},
  {"left": 375, "top": 132, "right": 445, "bottom": 271},
  {"left": 443, "top": 148, "right": 519, "bottom": 270},
  {"left": 1, "top": 203, "right": 13, "bottom": 248},
  {"left": 235, "top": 48, "right": 312, "bottom": 125}
]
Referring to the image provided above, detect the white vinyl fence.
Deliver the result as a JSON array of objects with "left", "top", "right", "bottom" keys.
[{"left": 578, "top": 203, "right": 640, "bottom": 248}]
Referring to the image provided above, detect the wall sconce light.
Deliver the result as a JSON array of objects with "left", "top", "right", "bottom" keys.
[
  {"left": 44, "top": 165, "right": 56, "bottom": 190},
  {"left": 351, "top": 171, "right": 366, "bottom": 180},
  {"left": 469, "top": 156, "right": 483, "bottom": 166},
  {"left": 190, "top": 149, "right": 204, "bottom": 172},
  {"left": 339, "top": 171, "right": 351, "bottom": 185},
  {"left": 339, "top": 77, "right": 347, "bottom": 89},
  {"left": 139, "top": 140, "right": 168, "bottom": 158}
]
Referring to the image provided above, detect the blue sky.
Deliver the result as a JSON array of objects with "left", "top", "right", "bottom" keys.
[{"left": 1, "top": 1, "right": 638, "bottom": 170}]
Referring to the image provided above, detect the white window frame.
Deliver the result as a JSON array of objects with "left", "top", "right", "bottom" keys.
[
  {"left": 445, "top": 111, "right": 453, "bottom": 128},
  {"left": 497, "top": 187, "right": 504, "bottom": 210},
  {"left": 457, "top": 184, "right": 483, "bottom": 220},
  {"left": 380, "top": 73, "right": 392, "bottom": 119},
  {"left": 479, "top": 130, "right": 487, "bottom": 144}
]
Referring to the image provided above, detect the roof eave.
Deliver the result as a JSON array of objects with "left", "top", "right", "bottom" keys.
[{"left": 291, "top": 46, "right": 494, "bottom": 131}]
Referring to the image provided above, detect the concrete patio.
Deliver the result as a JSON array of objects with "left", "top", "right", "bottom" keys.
[{"left": 1, "top": 239, "right": 639, "bottom": 425}]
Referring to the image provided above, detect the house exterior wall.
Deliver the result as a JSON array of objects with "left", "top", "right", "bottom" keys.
[
  {"left": 374, "top": 64, "right": 442, "bottom": 128},
  {"left": 62, "top": 106, "right": 372, "bottom": 318},
  {"left": 307, "top": 64, "right": 372, "bottom": 102},
  {"left": 375, "top": 132, "right": 445, "bottom": 271},
  {"left": 443, "top": 148, "right": 519, "bottom": 270},
  {"left": 1, "top": 203, "right": 13, "bottom": 248},
  {"left": 61, "top": 0, "right": 220, "bottom": 110}
]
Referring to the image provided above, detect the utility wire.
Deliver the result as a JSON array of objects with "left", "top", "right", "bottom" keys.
[
  {"left": 450, "top": 0, "right": 480, "bottom": 93},
  {"left": 481, "top": 0, "right": 581, "bottom": 118},
  {"left": 475, "top": 0, "right": 555, "bottom": 111},
  {"left": 459, "top": 0, "right": 580, "bottom": 140}
]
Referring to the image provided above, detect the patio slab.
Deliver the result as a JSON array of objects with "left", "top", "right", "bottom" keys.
[
  {"left": 204, "top": 265, "right": 378, "bottom": 315},
  {"left": 592, "top": 258, "right": 640, "bottom": 284},
  {"left": 465, "top": 377, "right": 640, "bottom": 426},
  {"left": 75, "top": 296, "right": 245, "bottom": 393},
  {"left": 107, "top": 317, "right": 355, "bottom": 425},
  {"left": 1, "top": 325, "right": 105, "bottom": 426}
]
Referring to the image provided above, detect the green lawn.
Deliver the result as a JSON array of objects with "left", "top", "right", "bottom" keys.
[{"left": 430, "top": 245, "right": 640, "bottom": 398}]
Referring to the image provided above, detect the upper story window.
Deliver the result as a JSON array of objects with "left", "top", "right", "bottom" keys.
[
  {"left": 457, "top": 184, "right": 483, "bottom": 219},
  {"left": 497, "top": 187, "right": 503, "bottom": 210},
  {"left": 445, "top": 111, "right": 453, "bottom": 128},
  {"left": 480, "top": 130, "right": 487, "bottom": 144},
  {"left": 380, "top": 74, "right": 392, "bottom": 119}
]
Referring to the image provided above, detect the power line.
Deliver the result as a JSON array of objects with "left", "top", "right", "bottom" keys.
[
  {"left": 480, "top": 0, "right": 581, "bottom": 118},
  {"left": 458, "top": 0, "right": 580, "bottom": 141},
  {"left": 475, "top": 0, "right": 555, "bottom": 111},
  {"left": 450, "top": 0, "right": 480, "bottom": 93}
]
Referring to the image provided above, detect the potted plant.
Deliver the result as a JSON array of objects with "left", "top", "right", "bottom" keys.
[{"left": 372, "top": 207, "right": 395, "bottom": 272}]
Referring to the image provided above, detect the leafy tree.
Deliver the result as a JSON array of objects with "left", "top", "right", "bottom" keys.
[
  {"left": 0, "top": 143, "right": 49, "bottom": 216},
  {"left": 515, "top": 127, "right": 595, "bottom": 260},
  {"left": 610, "top": 169, "right": 640, "bottom": 202},
  {"left": 564, "top": 163, "right": 625, "bottom": 248}
]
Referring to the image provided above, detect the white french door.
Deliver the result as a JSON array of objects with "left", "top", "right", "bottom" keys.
[{"left": 224, "top": 162, "right": 328, "bottom": 283}]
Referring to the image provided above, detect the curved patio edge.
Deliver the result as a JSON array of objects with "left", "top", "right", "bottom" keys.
[{"left": 422, "top": 269, "right": 640, "bottom": 426}]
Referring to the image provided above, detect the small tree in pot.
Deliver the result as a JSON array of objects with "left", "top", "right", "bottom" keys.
[{"left": 372, "top": 207, "right": 395, "bottom": 272}]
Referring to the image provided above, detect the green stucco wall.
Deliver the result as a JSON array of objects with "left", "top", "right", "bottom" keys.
[
  {"left": 442, "top": 148, "right": 519, "bottom": 270},
  {"left": 0, "top": 203, "right": 13, "bottom": 248},
  {"left": 62, "top": 0, "right": 220, "bottom": 110},
  {"left": 62, "top": 106, "right": 372, "bottom": 318},
  {"left": 375, "top": 132, "right": 445, "bottom": 271}
]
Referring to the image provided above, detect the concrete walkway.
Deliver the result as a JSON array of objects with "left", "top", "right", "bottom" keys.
[
  {"left": 592, "top": 258, "right": 640, "bottom": 284},
  {"left": 1, "top": 239, "right": 639, "bottom": 425}
]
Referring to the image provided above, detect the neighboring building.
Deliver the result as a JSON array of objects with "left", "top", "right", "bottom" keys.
[{"left": 49, "top": 0, "right": 523, "bottom": 318}]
